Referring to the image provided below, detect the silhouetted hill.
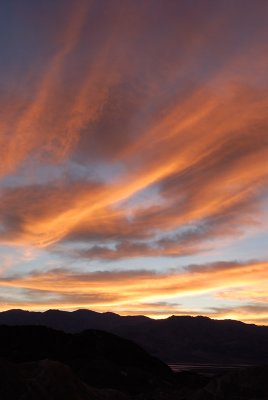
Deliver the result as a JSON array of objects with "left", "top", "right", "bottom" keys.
[
  {"left": 0, "top": 324, "right": 268, "bottom": 399},
  {"left": 0, "top": 325, "right": 173, "bottom": 396},
  {"left": 1, "top": 309, "right": 268, "bottom": 364}
]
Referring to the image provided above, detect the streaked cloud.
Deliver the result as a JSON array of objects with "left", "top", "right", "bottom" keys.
[
  {"left": 0, "top": 0, "right": 267, "bottom": 321},
  {"left": 0, "top": 260, "right": 268, "bottom": 323}
]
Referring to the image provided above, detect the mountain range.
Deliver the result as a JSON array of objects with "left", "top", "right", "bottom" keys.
[{"left": 1, "top": 309, "right": 268, "bottom": 364}]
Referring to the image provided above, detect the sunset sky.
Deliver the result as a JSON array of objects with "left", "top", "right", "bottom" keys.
[{"left": 0, "top": 0, "right": 268, "bottom": 324}]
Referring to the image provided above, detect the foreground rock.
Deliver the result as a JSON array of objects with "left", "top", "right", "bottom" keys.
[
  {"left": 0, "top": 359, "right": 129, "bottom": 400},
  {"left": 192, "top": 365, "right": 268, "bottom": 400}
]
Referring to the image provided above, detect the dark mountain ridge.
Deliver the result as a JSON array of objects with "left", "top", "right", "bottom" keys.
[{"left": 1, "top": 309, "right": 268, "bottom": 364}]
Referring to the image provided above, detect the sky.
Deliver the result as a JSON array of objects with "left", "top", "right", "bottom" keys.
[{"left": 0, "top": 0, "right": 268, "bottom": 324}]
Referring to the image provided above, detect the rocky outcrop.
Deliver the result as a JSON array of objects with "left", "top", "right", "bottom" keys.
[
  {"left": 0, "top": 359, "right": 129, "bottom": 400},
  {"left": 192, "top": 365, "right": 268, "bottom": 400}
]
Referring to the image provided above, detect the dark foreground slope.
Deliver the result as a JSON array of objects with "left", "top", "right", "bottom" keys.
[
  {"left": 0, "top": 359, "right": 124, "bottom": 400},
  {"left": 0, "top": 326, "right": 268, "bottom": 400},
  {"left": 0, "top": 325, "right": 210, "bottom": 400},
  {"left": 1, "top": 309, "right": 268, "bottom": 363},
  {"left": 0, "top": 325, "right": 173, "bottom": 396},
  {"left": 0, "top": 325, "right": 268, "bottom": 400},
  {"left": 191, "top": 365, "right": 268, "bottom": 400}
]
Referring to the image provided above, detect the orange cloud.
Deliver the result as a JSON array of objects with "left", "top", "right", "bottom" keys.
[
  {"left": 0, "top": 1, "right": 92, "bottom": 176},
  {"left": 0, "top": 0, "right": 267, "bottom": 320},
  {"left": 0, "top": 260, "right": 268, "bottom": 323},
  {"left": 0, "top": 1, "right": 266, "bottom": 253}
]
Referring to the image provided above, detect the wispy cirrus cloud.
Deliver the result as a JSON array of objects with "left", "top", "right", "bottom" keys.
[{"left": 0, "top": 0, "right": 267, "bottom": 320}]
